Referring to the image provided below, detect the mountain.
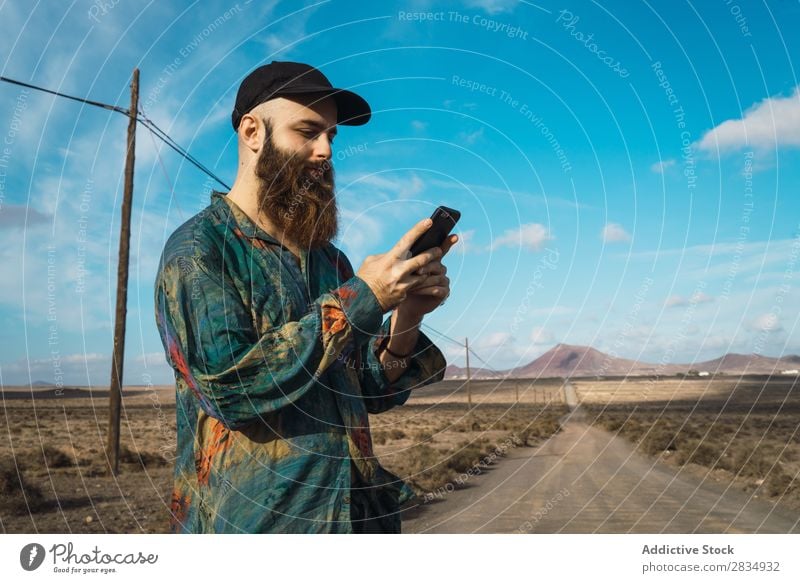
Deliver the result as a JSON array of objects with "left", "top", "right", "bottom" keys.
[
  {"left": 692, "top": 353, "right": 800, "bottom": 374},
  {"left": 442, "top": 343, "right": 800, "bottom": 379},
  {"left": 509, "top": 343, "right": 661, "bottom": 378}
]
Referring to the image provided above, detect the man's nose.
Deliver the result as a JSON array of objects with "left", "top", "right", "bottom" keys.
[{"left": 310, "top": 134, "right": 333, "bottom": 161}]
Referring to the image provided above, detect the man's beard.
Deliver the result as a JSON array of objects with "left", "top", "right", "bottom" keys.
[{"left": 254, "top": 122, "right": 338, "bottom": 250}]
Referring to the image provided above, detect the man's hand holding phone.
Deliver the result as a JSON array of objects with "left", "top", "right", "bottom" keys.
[
  {"left": 356, "top": 208, "right": 459, "bottom": 316},
  {"left": 356, "top": 218, "right": 448, "bottom": 313}
]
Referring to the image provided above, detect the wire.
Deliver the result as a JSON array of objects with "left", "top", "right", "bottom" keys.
[
  {"left": 136, "top": 112, "right": 230, "bottom": 190},
  {"left": 0, "top": 75, "right": 129, "bottom": 115},
  {"left": 143, "top": 122, "right": 186, "bottom": 222},
  {"left": 468, "top": 348, "right": 501, "bottom": 373},
  {"left": 0, "top": 75, "right": 230, "bottom": 190},
  {"left": 421, "top": 323, "right": 465, "bottom": 348},
  {"left": 422, "top": 323, "right": 503, "bottom": 373}
]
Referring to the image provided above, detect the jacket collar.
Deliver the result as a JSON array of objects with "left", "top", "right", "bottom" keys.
[{"left": 210, "top": 190, "right": 281, "bottom": 244}]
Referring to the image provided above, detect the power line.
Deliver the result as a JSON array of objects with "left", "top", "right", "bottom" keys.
[
  {"left": 0, "top": 75, "right": 128, "bottom": 115},
  {"left": 421, "top": 323, "right": 464, "bottom": 348},
  {"left": 421, "top": 323, "right": 501, "bottom": 373},
  {"left": 468, "top": 348, "right": 500, "bottom": 373},
  {"left": 0, "top": 75, "right": 230, "bottom": 190},
  {"left": 136, "top": 113, "right": 230, "bottom": 190}
]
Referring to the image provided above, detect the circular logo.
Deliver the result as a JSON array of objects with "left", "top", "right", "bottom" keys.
[{"left": 19, "top": 543, "right": 46, "bottom": 571}]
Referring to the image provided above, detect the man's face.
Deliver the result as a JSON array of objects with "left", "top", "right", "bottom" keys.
[{"left": 252, "top": 95, "right": 339, "bottom": 250}]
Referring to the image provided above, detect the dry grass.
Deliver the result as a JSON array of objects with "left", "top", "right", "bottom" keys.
[
  {"left": 589, "top": 407, "right": 800, "bottom": 509},
  {"left": 371, "top": 401, "right": 567, "bottom": 495}
]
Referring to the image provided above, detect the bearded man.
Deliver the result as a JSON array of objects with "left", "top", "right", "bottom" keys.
[{"left": 154, "top": 61, "right": 457, "bottom": 534}]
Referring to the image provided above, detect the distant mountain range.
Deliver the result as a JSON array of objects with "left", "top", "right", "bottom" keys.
[{"left": 444, "top": 343, "right": 800, "bottom": 379}]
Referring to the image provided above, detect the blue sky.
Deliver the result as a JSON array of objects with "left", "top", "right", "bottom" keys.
[{"left": 1, "top": 0, "right": 799, "bottom": 386}]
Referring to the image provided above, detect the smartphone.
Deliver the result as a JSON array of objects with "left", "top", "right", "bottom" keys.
[{"left": 409, "top": 206, "right": 461, "bottom": 257}]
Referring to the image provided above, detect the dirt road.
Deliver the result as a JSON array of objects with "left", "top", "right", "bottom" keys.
[{"left": 402, "top": 384, "right": 800, "bottom": 534}]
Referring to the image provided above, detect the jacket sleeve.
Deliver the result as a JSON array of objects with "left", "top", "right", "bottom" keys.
[
  {"left": 154, "top": 250, "right": 383, "bottom": 429},
  {"left": 358, "top": 318, "right": 447, "bottom": 414},
  {"left": 327, "top": 248, "right": 446, "bottom": 414}
]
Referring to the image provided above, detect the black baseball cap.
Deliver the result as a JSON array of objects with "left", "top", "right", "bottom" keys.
[{"left": 231, "top": 61, "right": 371, "bottom": 131}]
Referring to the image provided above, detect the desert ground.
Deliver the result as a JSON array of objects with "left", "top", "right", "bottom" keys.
[{"left": 1, "top": 375, "right": 798, "bottom": 533}]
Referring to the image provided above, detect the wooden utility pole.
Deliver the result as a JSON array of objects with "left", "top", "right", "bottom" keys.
[
  {"left": 106, "top": 68, "right": 139, "bottom": 476},
  {"left": 465, "top": 337, "right": 472, "bottom": 408}
]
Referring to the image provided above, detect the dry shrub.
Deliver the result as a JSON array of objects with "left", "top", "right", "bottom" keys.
[
  {"left": 640, "top": 427, "right": 679, "bottom": 455},
  {"left": 674, "top": 439, "right": 724, "bottom": 468},
  {"left": 119, "top": 445, "right": 171, "bottom": 468},
  {"left": 730, "top": 443, "right": 781, "bottom": 479},
  {"left": 400, "top": 444, "right": 455, "bottom": 492},
  {"left": 40, "top": 445, "right": 74, "bottom": 469},
  {"left": 388, "top": 428, "right": 406, "bottom": 440},
  {"left": 0, "top": 459, "right": 45, "bottom": 514},
  {"left": 763, "top": 471, "right": 799, "bottom": 497}
]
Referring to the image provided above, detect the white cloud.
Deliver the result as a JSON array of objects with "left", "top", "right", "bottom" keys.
[
  {"left": 491, "top": 223, "right": 552, "bottom": 252},
  {"left": 458, "top": 127, "right": 484, "bottom": 145},
  {"left": 530, "top": 326, "right": 553, "bottom": 345},
  {"left": 665, "top": 291, "right": 715, "bottom": 308},
  {"left": 697, "top": 86, "right": 800, "bottom": 153},
  {"left": 347, "top": 172, "right": 425, "bottom": 201},
  {"left": 529, "top": 305, "right": 575, "bottom": 317},
  {"left": 664, "top": 292, "right": 714, "bottom": 308},
  {"left": 1, "top": 350, "right": 173, "bottom": 386},
  {"left": 751, "top": 313, "right": 782, "bottom": 332},
  {"left": 650, "top": 159, "right": 675, "bottom": 173},
  {"left": 602, "top": 222, "right": 631, "bottom": 243},
  {"left": 451, "top": 228, "right": 475, "bottom": 255},
  {"left": 336, "top": 206, "right": 385, "bottom": 266},
  {"left": 476, "top": 331, "right": 514, "bottom": 350},
  {"left": 411, "top": 120, "right": 427, "bottom": 132},
  {"left": 0, "top": 205, "right": 51, "bottom": 228},
  {"left": 464, "top": 0, "right": 520, "bottom": 14}
]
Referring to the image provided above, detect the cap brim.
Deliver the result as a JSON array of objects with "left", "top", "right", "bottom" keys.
[{"left": 276, "top": 86, "right": 371, "bottom": 126}]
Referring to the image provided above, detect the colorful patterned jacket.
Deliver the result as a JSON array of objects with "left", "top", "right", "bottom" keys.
[{"left": 154, "top": 191, "right": 446, "bottom": 533}]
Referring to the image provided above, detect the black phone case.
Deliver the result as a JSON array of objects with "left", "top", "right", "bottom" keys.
[{"left": 409, "top": 206, "right": 461, "bottom": 256}]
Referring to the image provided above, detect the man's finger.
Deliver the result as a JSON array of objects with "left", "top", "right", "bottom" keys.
[
  {"left": 406, "top": 246, "right": 442, "bottom": 274},
  {"left": 408, "top": 285, "right": 448, "bottom": 297},
  {"left": 417, "top": 260, "right": 446, "bottom": 276},
  {"left": 439, "top": 234, "right": 459, "bottom": 258},
  {"left": 393, "top": 217, "right": 433, "bottom": 256}
]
